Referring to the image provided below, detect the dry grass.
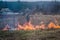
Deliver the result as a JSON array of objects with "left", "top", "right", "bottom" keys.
[{"left": 0, "top": 29, "right": 60, "bottom": 40}]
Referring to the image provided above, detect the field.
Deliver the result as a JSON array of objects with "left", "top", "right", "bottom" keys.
[{"left": 0, "top": 29, "right": 60, "bottom": 40}]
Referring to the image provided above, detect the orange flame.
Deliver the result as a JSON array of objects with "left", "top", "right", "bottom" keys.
[
  {"left": 48, "top": 22, "right": 56, "bottom": 29},
  {"left": 3, "top": 21, "right": 60, "bottom": 31},
  {"left": 23, "top": 21, "right": 35, "bottom": 30},
  {"left": 16, "top": 23, "right": 24, "bottom": 30},
  {"left": 3, "top": 24, "right": 10, "bottom": 31},
  {"left": 48, "top": 22, "right": 60, "bottom": 29},
  {"left": 35, "top": 21, "right": 46, "bottom": 30}
]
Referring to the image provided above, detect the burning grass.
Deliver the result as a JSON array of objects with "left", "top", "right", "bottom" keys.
[
  {"left": 3, "top": 21, "right": 60, "bottom": 31},
  {"left": 1, "top": 16, "right": 60, "bottom": 40}
]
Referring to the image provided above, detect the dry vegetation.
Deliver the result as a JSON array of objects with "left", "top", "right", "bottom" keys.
[{"left": 0, "top": 29, "right": 60, "bottom": 40}]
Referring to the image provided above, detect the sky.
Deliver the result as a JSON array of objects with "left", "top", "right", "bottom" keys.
[{"left": 1, "top": 0, "right": 60, "bottom": 2}]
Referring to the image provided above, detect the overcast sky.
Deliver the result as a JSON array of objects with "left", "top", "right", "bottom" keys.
[{"left": 1, "top": 0, "right": 60, "bottom": 2}]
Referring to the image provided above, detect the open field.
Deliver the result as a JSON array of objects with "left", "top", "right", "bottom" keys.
[{"left": 0, "top": 29, "right": 60, "bottom": 40}]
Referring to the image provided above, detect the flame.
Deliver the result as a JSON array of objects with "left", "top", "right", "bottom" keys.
[
  {"left": 55, "top": 25, "right": 60, "bottom": 29},
  {"left": 48, "top": 22, "right": 56, "bottom": 29},
  {"left": 48, "top": 22, "right": 60, "bottom": 29},
  {"left": 16, "top": 23, "right": 24, "bottom": 30},
  {"left": 35, "top": 25, "right": 45, "bottom": 30},
  {"left": 16, "top": 21, "right": 60, "bottom": 30},
  {"left": 15, "top": 21, "right": 46, "bottom": 30},
  {"left": 23, "top": 21, "right": 35, "bottom": 30},
  {"left": 3, "top": 24, "right": 10, "bottom": 31},
  {"left": 3, "top": 20, "right": 60, "bottom": 31}
]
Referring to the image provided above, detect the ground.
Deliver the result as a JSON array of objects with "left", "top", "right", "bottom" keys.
[{"left": 0, "top": 29, "right": 60, "bottom": 40}]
